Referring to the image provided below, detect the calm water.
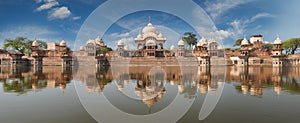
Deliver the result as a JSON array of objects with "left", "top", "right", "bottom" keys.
[{"left": 1, "top": 65, "right": 300, "bottom": 123}]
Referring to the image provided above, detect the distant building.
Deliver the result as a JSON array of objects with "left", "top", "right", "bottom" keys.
[
  {"left": 73, "top": 36, "right": 109, "bottom": 66},
  {"left": 31, "top": 39, "right": 72, "bottom": 66}
]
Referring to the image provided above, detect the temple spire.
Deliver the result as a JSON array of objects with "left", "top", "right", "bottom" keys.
[{"left": 148, "top": 16, "right": 151, "bottom": 23}]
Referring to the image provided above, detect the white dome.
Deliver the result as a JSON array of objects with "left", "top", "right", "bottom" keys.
[
  {"left": 158, "top": 32, "right": 163, "bottom": 38},
  {"left": 241, "top": 37, "right": 249, "bottom": 46},
  {"left": 170, "top": 45, "right": 175, "bottom": 50},
  {"left": 142, "top": 22, "right": 158, "bottom": 34},
  {"left": 199, "top": 37, "right": 207, "bottom": 43},
  {"left": 145, "top": 40, "right": 156, "bottom": 46},
  {"left": 86, "top": 39, "right": 95, "bottom": 45},
  {"left": 95, "top": 36, "right": 102, "bottom": 44},
  {"left": 274, "top": 36, "right": 282, "bottom": 44},
  {"left": 117, "top": 40, "right": 124, "bottom": 46},
  {"left": 79, "top": 46, "right": 85, "bottom": 51},
  {"left": 196, "top": 42, "right": 201, "bottom": 46},
  {"left": 32, "top": 40, "right": 39, "bottom": 47},
  {"left": 197, "top": 37, "right": 207, "bottom": 46},
  {"left": 137, "top": 34, "right": 142, "bottom": 38},
  {"left": 124, "top": 45, "right": 129, "bottom": 50},
  {"left": 178, "top": 39, "right": 185, "bottom": 46},
  {"left": 60, "top": 39, "right": 66, "bottom": 46}
]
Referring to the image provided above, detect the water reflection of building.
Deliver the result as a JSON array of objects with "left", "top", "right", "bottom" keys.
[
  {"left": 0, "top": 66, "right": 72, "bottom": 94},
  {"left": 111, "top": 65, "right": 225, "bottom": 104},
  {"left": 72, "top": 66, "right": 112, "bottom": 93},
  {"left": 225, "top": 66, "right": 292, "bottom": 96},
  {"left": 128, "top": 66, "right": 166, "bottom": 107}
]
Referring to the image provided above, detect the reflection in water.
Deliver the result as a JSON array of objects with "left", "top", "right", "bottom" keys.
[
  {"left": 2, "top": 65, "right": 300, "bottom": 122},
  {"left": 0, "top": 66, "right": 71, "bottom": 95},
  {"left": 227, "top": 66, "right": 300, "bottom": 96},
  {"left": 2, "top": 65, "right": 300, "bottom": 97}
]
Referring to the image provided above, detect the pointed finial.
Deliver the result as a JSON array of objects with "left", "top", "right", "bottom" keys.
[
  {"left": 277, "top": 34, "right": 280, "bottom": 38},
  {"left": 148, "top": 16, "right": 151, "bottom": 23},
  {"left": 244, "top": 35, "right": 246, "bottom": 39}
]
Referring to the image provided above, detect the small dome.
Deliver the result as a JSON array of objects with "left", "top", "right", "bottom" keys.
[
  {"left": 32, "top": 40, "right": 39, "bottom": 47},
  {"left": 274, "top": 36, "right": 282, "bottom": 44},
  {"left": 137, "top": 34, "right": 142, "bottom": 38},
  {"left": 158, "top": 32, "right": 163, "bottom": 38},
  {"left": 197, "top": 37, "right": 206, "bottom": 46},
  {"left": 117, "top": 40, "right": 124, "bottom": 46},
  {"left": 60, "top": 39, "right": 66, "bottom": 46},
  {"left": 79, "top": 46, "right": 85, "bottom": 51},
  {"left": 199, "top": 37, "right": 206, "bottom": 43},
  {"left": 142, "top": 22, "right": 158, "bottom": 34},
  {"left": 241, "top": 37, "right": 249, "bottom": 46},
  {"left": 178, "top": 38, "right": 185, "bottom": 46},
  {"left": 86, "top": 39, "right": 95, "bottom": 45},
  {"left": 124, "top": 45, "right": 129, "bottom": 50},
  {"left": 196, "top": 42, "right": 201, "bottom": 46},
  {"left": 95, "top": 36, "right": 102, "bottom": 44},
  {"left": 145, "top": 40, "right": 156, "bottom": 46},
  {"left": 170, "top": 45, "right": 175, "bottom": 50}
]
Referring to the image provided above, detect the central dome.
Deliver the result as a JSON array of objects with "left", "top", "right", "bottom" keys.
[{"left": 142, "top": 22, "right": 158, "bottom": 34}]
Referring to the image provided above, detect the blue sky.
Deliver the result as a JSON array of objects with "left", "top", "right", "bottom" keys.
[{"left": 0, "top": 0, "right": 299, "bottom": 50}]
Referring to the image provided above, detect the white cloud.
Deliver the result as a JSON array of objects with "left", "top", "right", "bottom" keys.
[
  {"left": 110, "top": 32, "right": 130, "bottom": 38},
  {"left": 246, "top": 13, "right": 275, "bottom": 23},
  {"left": 34, "top": 0, "right": 42, "bottom": 3},
  {"left": 34, "top": 0, "right": 77, "bottom": 20},
  {"left": 48, "top": 7, "right": 71, "bottom": 19},
  {"left": 72, "top": 16, "right": 81, "bottom": 20},
  {"left": 36, "top": 0, "right": 58, "bottom": 11},
  {"left": 204, "top": 0, "right": 255, "bottom": 20},
  {"left": 209, "top": 29, "right": 233, "bottom": 41},
  {"left": 228, "top": 13, "right": 275, "bottom": 39}
]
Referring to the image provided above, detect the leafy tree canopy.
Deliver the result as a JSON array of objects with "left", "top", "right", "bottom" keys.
[
  {"left": 99, "top": 47, "right": 113, "bottom": 54},
  {"left": 282, "top": 38, "right": 300, "bottom": 54},
  {"left": 183, "top": 32, "right": 197, "bottom": 48},
  {"left": 3, "top": 37, "right": 47, "bottom": 54},
  {"left": 233, "top": 38, "right": 244, "bottom": 47}
]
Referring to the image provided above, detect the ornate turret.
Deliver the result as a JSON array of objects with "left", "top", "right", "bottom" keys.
[
  {"left": 272, "top": 35, "right": 283, "bottom": 56},
  {"left": 177, "top": 37, "right": 185, "bottom": 49},
  {"left": 32, "top": 39, "right": 39, "bottom": 50},
  {"left": 240, "top": 36, "right": 250, "bottom": 56},
  {"left": 271, "top": 35, "right": 284, "bottom": 66},
  {"left": 60, "top": 39, "right": 66, "bottom": 47}
]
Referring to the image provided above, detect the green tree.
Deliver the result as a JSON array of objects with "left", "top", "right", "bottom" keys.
[
  {"left": 99, "top": 47, "right": 112, "bottom": 54},
  {"left": 3, "top": 37, "right": 47, "bottom": 55},
  {"left": 282, "top": 38, "right": 300, "bottom": 54},
  {"left": 233, "top": 38, "right": 243, "bottom": 47},
  {"left": 183, "top": 32, "right": 197, "bottom": 48}
]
